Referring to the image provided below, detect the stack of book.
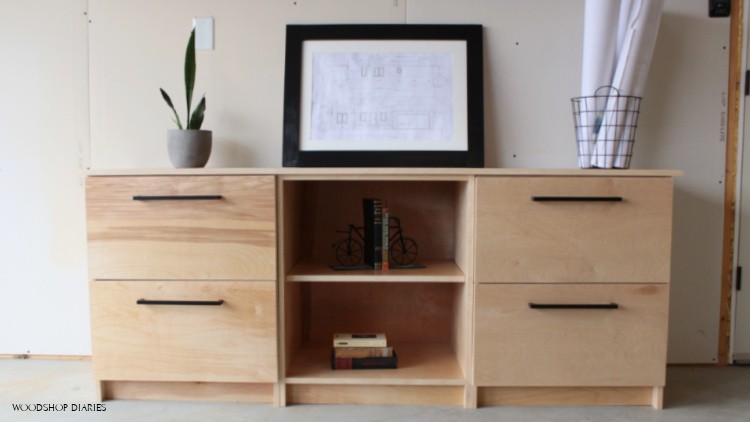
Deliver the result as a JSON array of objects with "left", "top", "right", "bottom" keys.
[{"left": 331, "top": 333, "right": 397, "bottom": 370}]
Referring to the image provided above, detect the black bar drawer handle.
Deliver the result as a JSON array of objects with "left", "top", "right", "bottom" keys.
[
  {"left": 132, "top": 195, "right": 223, "bottom": 201},
  {"left": 136, "top": 299, "right": 225, "bottom": 306},
  {"left": 529, "top": 303, "right": 619, "bottom": 310},
  {"left": 532, "top": 196, "right": 623, "bottom": 202}
]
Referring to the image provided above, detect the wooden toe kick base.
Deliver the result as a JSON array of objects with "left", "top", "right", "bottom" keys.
[
  {"left": 286, "top": 384, "right": 467, "bottom": 406},
  {"left": 478, "top": 386, "right": 664, "bottom": 409},
  {"left": 98, "top": 382, "right": 664, "bottom": 408},
  {"left": 98, "top": 380, "right": 275, "bottom": 403}
]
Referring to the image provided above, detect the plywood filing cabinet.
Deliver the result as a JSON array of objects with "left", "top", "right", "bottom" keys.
[
  {"left": 85, "top": 168, "right": 678, "bottom": 408},
  {"left": 86, "top": 175, "right": 277, "bottom": 403},
  {"left": 473, "top": 175, "right": 674, "bottom": 409}
]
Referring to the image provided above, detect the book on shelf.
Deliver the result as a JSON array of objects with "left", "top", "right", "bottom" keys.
[
  {"left": 362, "top": 198, "right": 383, "bottom": 269},
  {"left": 331, "top": 350, "right": 398, "bottom": 370},
  {"left": 333, "top": 346, "right": 394, "bottom": 359},
  {"left": 333, "top": 333, "right": 387, "bottom": 348},
  {"left": 382, "top": 207, "right": 390, "bottom": 270}
]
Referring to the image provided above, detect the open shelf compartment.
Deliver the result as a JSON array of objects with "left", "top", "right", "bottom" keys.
[
  {"left": 282, "top": 281, "right": 471, "bottom": 387},
  {"left": 286, "top": 341, "right": 465, "bottom": 385},
  {"left": 279, "top": 176, "right": 474, "bottom": 402},
  {"left": 280, "top": 177, "right": 474, "bottom": 282}
]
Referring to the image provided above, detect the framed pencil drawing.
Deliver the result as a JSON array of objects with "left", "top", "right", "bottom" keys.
[{"left": 282, "top": 24, "right": 484, "bottom": 167}]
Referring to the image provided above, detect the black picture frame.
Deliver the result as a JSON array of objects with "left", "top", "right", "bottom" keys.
[{"left": 282, "top": 24, "right": 484, "bottom": 167}]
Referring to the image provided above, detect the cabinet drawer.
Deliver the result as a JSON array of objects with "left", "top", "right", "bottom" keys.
[
  {"left": 90, "top": 280, "right": 277, "bottom": 383},
  {"left": 474, "top": 283, "right": 668, "bottom": 387},
  {"left": 475, "top": 177, "right": 673, "bottom": 283},
  {"left": 86, "top": 176, "right": 275, "bottom": 280}
]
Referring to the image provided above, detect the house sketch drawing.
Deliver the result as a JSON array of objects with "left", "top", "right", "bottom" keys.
[{"left": 310, "top": 52, "right": 454, "bottom": 142}]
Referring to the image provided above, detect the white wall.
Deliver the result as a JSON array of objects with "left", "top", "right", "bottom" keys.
[
  {"left": 88, "top": 0, "right": 407, "bottom": 169},
  {"left": 0, "top": 0, "right": 90, "bottom": 355},
  {"left": 0, "top": 0, "right": 729, "bottom": 363},
  {"left": 643, "top": 2, "right": 729, "bottom": 363}
]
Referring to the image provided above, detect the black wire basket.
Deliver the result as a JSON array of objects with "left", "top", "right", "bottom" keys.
[{"left": 571, "top": 86, "right": 642, "bottom": 169}]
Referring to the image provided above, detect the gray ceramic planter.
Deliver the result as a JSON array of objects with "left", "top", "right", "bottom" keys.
[{"left": 167, "top": 129, "right": 212, "bottom": 168}]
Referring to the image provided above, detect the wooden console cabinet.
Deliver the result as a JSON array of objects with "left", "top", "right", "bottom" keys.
[{"left": 86, "top": 168, "right": 678, "bottom": 408}]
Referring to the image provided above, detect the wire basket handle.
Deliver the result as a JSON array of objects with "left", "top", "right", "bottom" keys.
[{"left": 593, "top": 85, "right": 622, "bottom": 98}]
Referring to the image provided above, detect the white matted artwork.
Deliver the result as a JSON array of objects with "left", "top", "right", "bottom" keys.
[{"left": 300, "top": 40, "right": 468, "bottom": 152}]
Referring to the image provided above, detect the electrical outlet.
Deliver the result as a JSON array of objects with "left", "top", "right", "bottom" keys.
[{"left": 709, "top": 0, "right": 731, "bottom": 17}]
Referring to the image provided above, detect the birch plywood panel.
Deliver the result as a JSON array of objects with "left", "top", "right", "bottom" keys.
[
  {"left": 300, "top": 282, "right": 459, "bottom": 344},
  {"left": 297, "top": 180, "right": 461, "bottom": 263},
  {"left": 475, "top": 176, "right": 673, "bottom": 283},
  {"left": 90, "top": 280, "right": 277, "bottom": 383},
  {"left": 474, "top": 283, "right": 668, "bottom": 386},
  {"left": 86, "top": 176, "right": 275, "bottom": 280}
]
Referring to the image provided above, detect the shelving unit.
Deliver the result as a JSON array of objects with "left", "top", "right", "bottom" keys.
[{"left": 278, "top": 175, "right": 474, "bottom": 406}]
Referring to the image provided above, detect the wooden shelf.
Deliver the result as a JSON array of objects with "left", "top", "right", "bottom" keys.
[
  {"left": 285, "top": 342, "right": 465, "bottom": 385},
  {"left": 285, "top": 259, "right": 467, "bottom": 283}
]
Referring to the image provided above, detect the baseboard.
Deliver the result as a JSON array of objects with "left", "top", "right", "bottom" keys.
[
  {"left": 0, "top": 354, "right": 91, "bottom": 361},
  {"left": 666, "top": 363, "right": 720, "bottom": 367},
  {"left": 477, "top": 386, "right": 663, "bottom": 409},
  {"left": 732, "top": 353, "right": 750, "bottom": 365}
]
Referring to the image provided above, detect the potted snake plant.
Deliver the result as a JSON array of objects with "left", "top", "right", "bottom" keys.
[{"left": 160, "top": 28, "right": 210, "bottom": 168}]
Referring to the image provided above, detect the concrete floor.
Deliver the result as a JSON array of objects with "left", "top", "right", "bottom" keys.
[{"left": 0, "top": 360, "right": 748, "bottom": 421}]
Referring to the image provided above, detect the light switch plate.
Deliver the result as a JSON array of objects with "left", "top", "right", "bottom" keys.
[{"left": 193, "top": 17, "right": 214, "bottom": 50}]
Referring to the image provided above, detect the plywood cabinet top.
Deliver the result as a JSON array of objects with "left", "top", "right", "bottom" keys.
[{"left": 87, "top": 167, "right": 683, "bottom": 178}]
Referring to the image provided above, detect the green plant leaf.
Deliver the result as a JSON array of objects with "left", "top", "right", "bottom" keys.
[
  {"left": 160, "top": 88, "right": 183, "bottom": 129},
  {"left": 188, "top": 95, "right": 206, "bottom": 130},
  {"left": 161, "top": 28, "right": 206, "bottom": 130},
  {"left": 184, "top": 28, "right": 196, "bottom": 127}
]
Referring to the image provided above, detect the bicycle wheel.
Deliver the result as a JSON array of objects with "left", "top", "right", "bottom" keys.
[
  {"left": 390, "top": 236, "right": 417, "bottom": 266},
  {"left": 334, "top": 238, "right": 364, "bottom": 266}
]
